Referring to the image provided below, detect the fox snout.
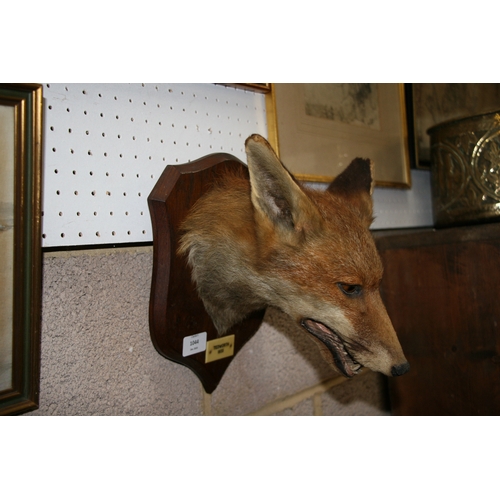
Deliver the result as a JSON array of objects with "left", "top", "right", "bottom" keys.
[{"left": 300, "top": 305, "right": 409, "bottom": 379}]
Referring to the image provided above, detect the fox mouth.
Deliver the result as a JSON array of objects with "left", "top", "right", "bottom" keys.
[{"left": 301, "top": 319, "right": 363, "bottom": 378}]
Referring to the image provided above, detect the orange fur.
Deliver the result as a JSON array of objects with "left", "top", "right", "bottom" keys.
[{"left": 179, "top": 134, "right": 409, "bottom": 378}]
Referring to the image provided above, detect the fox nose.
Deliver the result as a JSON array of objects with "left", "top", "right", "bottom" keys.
[{"left": 391, "top": 362, "right": 410, "bottom": 377}]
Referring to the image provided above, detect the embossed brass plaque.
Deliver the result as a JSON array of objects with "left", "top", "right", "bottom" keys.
[{"left": 429, "top": 110, "right": 500, "bottom": 227}]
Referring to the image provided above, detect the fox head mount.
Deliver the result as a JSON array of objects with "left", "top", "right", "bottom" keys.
[{"left": 178, "top": 134, "right": 409, "bottom": 380}]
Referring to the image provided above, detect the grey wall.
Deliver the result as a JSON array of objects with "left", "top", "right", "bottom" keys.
[{"left": 28, "top": 246, "right": 390, "bottom": 416}]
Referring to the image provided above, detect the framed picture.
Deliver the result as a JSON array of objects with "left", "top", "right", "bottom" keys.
[
  {"left": 269, "top": 83, "right": 412, "bottom": 188},
  {"left": 410, "top": 83, "right": 500, "bottom": 168},
  {"left": 0, "top": 84, "right": 43, "bottom": 416},
  {"left": 222, "top": 83, "right": 272, "bottom": 94}
]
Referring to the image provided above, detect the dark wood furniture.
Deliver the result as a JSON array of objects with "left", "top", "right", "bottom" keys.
[{"left": 375, "top": 223, "right": 500, "bottom": 415}]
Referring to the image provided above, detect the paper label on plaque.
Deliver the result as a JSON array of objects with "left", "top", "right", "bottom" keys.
[{"left": 182, "top": 332, "right": 207, "bottom": 357}]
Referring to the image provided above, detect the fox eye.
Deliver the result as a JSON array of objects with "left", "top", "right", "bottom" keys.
[{"left": 337, "top": 283, "right": 362, "bottom": 297}]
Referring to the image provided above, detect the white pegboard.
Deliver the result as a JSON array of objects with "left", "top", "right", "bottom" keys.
[{"left": 42, "top": 83, "right": 268, "bottom": 247}]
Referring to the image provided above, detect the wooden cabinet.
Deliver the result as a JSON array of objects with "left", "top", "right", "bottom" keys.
[{"left": 375, "top": 224, "right": 500, "bottom": 415}]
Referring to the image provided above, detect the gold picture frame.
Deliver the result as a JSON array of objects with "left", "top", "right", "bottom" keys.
[
  {"left": 268, "top": 83, "right": 412, "bottom": 188},
  {"left": 0, "top": 84, "right": 43, "bottom": 415}
]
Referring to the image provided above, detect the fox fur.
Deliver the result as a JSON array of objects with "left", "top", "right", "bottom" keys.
[{"left": 179, "top": 134, "right": 409, "bottom": 378}]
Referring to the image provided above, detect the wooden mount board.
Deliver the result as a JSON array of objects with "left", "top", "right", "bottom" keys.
[{"left": 148, "top": 153, "right": 266, "bottom": 394}]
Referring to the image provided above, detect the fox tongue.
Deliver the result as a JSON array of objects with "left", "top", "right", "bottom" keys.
[{"left": 301, "top": 319, "right": 359, "bottom": 378}]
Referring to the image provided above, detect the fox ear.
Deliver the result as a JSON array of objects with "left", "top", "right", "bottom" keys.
[
  {"left": 327, "top": 157, "right": 374, "bottom": 224},
  {"left": 245, "top": 134, "right": 320, "bottom": 234}
]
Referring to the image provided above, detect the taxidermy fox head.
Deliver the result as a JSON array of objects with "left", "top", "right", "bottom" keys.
[{"left": 179, "top": 134, "right": 409, "bottom": 378}]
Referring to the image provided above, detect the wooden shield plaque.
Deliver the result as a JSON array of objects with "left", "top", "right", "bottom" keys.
[{"left": 148, "top": 154, "right": 266, "bottom": 394}]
